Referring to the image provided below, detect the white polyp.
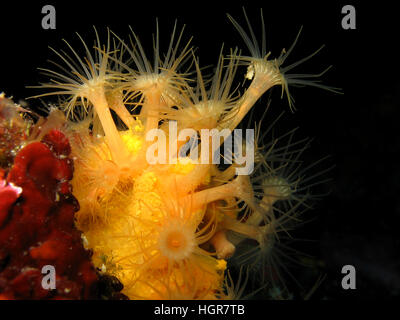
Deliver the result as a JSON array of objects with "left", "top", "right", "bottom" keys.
[
  {"left": 211, "top": 230, "right": 236, "bottom": 259},
  {"left": 158, "top": 221, "right": 196, "bottom": 261},
  {"left": 263, "top": 176, "right": 292, "bottom": 201}
]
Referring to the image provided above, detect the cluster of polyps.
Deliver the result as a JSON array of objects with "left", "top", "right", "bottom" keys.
[{"left": 29, "top": 9, "right": 338, "bottom": 299}]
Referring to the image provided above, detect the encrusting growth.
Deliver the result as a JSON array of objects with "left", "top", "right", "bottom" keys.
[{"left": 17, "top": 8, "right": 339, "bottom": 299}]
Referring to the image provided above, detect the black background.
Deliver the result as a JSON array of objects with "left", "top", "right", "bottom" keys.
[{"left": 0, "top": 1, "right": 399, "bottom": 300}]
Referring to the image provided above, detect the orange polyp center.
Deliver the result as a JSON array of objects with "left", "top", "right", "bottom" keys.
[
  {"left": 159, "top": 224, "right": 196, "bottom": 262},
  {"left": 167, "top": 231, "right": 186, "bottom": 250}
]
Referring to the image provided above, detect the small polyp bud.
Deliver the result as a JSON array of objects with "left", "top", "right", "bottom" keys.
[{"left": 211, "top": 230, "right": 236, "bottom": 259}]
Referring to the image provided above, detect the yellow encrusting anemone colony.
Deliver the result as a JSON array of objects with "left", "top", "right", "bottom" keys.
[{"left": 27, "top": 9, "right": 339, "bottom": 299}]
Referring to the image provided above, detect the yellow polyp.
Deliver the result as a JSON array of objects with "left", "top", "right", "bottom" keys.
[
  {"left": 121, "top": 130, "right": 143, "bottom": 155},
  {"left": 133, "top": 260, "right": 222, "bottom": 300},
  {"left": 185, "top": 176, "right": 250, "bottom": 213},
  {"left": 216, "top": 259, "right": 227, "bottom": 272},
  {"left": 134, "top": 119, "right": 144, "bottom": 133},
  {"left": 222, "top": 59, "right": 284, "bottom": 132},
  {"left": 93, "top": 100, "right": 129, "bottom": 165},
  {"left": 169, "top": 157, "right": 195, "bottom": 175},
  {"left": 134, "top": 171, "right": 158, "bottom": 193}
]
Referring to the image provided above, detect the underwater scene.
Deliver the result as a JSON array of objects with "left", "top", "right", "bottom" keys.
[{"left": 0, "top": 1, "right": 398, "bottom": 305}]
